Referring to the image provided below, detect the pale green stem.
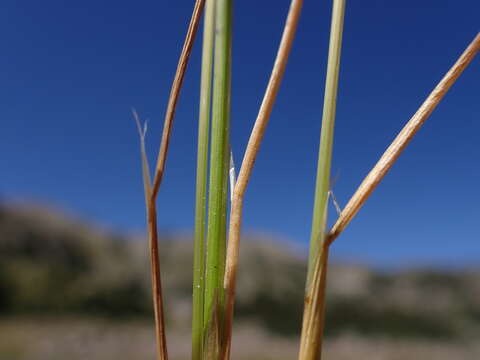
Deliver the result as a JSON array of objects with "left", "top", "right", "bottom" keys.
[
  {"left": 299, "top": 0, "right": 346, "bottom": 359},
  {"left": 306, "top": 0, "right": 346, "bottom": 287}
]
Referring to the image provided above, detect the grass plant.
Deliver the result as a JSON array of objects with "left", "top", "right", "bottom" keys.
[
  {"left": 135, "top": 0, "right": 480, "bottom": 356},
  {"left": 136, "top": 1, "right": 206, "bottom": 359}
]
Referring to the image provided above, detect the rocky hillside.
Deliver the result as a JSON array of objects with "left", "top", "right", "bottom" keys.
[{"left": 1, "top": 202, "right": 480, "bottom": 340}]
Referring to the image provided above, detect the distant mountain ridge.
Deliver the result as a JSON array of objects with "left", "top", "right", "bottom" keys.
[{"left": 1, "top": 202, "right": 480, "bottom": 339}]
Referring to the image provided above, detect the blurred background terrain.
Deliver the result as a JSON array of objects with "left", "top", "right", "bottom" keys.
[{"left": 1, "top": 202, "right": 480, "bottom": 360}]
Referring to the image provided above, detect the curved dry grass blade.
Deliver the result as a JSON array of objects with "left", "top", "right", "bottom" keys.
[
  {"left": 138, "top": 2, "right": 205, "bottom": 359},
  {"left": 132, "top": 110, "right": 168, "bottom": 360},
  {"left": 327, "top": 32, "right": 480, "bottom": 246},
  {"left": 221, "top": 1, "right": 303, "bottom": 358},
  {"left": 152, "top": 0, "right": 206, "bottom": 199}
]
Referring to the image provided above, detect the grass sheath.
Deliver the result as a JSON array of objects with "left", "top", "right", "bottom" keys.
[
  {"left": 299, "top": 1, "right": 346, "bottom": 360},
  {"left": 221, "top": 1, "right": 304, "bottom": 359},
  {"left": 203, "top": 0, "right": 232, "bottom": 358},
  {"left": 326, "top": 32, "right": 480, "bottom": 245},
  {"left": 192, "top": 0, "right": 216, "bottom": 359},
  {"left": 146, "top": 191, "right": 168, "bottom": 360}
]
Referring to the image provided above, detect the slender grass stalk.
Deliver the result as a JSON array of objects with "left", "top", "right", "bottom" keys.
[
  {"left": 221, "top": 1, "right": 303, "bottom": 359},
  {"left": 305, "top": 0, "right": 345, "bottom": 287},
  {"left": 327, "top": 32, "right": 480, "bottom": 245},
  {"left": 203, "top": 0, "right": 232, "bottom": 357},
  {"left": 192, "top": 1, "right": 216, "bottom": 359},
  {"left": 136, "top": 2, "right": 205, "bottom": 359},
  {"left": 133, "top": 110, "right": 168, "bottom": 360},
  {"left": 152, "top": 0, "right": 206, "bottom": 199},
  {"left": 299, "top": 1, "right": 345, "bottom": 359}
]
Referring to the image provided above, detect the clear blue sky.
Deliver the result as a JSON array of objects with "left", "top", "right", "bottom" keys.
[{"left": 1, "top": 1, "right": 479, "bottom": 267}]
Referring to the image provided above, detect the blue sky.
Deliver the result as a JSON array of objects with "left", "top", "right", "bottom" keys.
[{"left": 1, "top": 1, "right": 479, "bottom": 267}]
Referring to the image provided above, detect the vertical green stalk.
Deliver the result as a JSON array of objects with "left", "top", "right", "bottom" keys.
[
  {"left": 299, "top": 1, "right": 346, "bottom": 360},
  {"left": 306, "top": 0, "right": 346, "bottom": 287},
  {"left": 204, "top": 0, "right": 232, "bottom": 357},
  {"left": 192, "top": 1, "right": 216, "bottom": 359}
]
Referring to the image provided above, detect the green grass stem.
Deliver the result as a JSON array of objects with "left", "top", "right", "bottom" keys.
[
  {"left": 203, "top": 0, "right": 232, "bottom": 357},
  {"left": 192, "top": 1, "right": 216, "bottom": 359},
  {"left": 299, "top": 0, "right": 346, "bottom": 359}
]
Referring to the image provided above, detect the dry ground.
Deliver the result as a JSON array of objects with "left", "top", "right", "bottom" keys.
[{"left": 1, "top": 318, "right": 479, "bottom": 360}]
